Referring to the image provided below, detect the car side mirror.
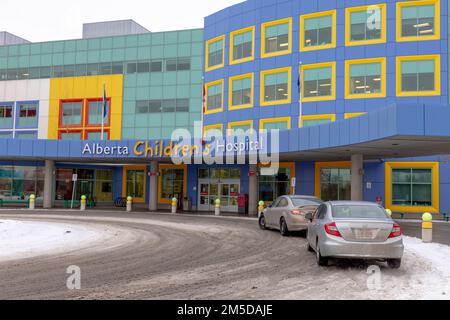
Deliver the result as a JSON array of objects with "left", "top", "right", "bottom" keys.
[{"left": 305, "top": 213, "right": 313, "bottom": 221}]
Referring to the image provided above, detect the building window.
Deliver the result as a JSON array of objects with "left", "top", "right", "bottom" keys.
[
  {"left": 123, "top": 167, "right": 146, "bottom": 202},
  {"left": 261, "top": 18, "right": 292, "bottom": 58},
  {"left": 301, "top": 62, "right": 335, "bottom": 102},
  {"left": 206, "top": 35, "right": 225, "bottom": 72},
  {"left": 0, "top": 166, "right": 44, "bottom": 200},
  {"left": 397, "top": 0, "right": 440, "bottom": 42},
  {"left": 230, "top": 26, "right": 254, "bottom": 64},
  {"left": 346, "top": 4, "right": 386, "bottom": 46},
  {"left": 315, "top": 162, "right": 352, "bottom": 201},
  {"left": 205, "top": 80, "right": 224, "bottom": 114},
  {"left": 397, "top": 55, "right": 440, "bottom": 96},
  {"left": 227, "top": 120, "right": 253, "bottom": 135},
  {"left": 0, "top": 105, "right": 13, "bottom": 129},
  {"left": 229, "top": 73, "right": 253, "bottom": 110},
  {"left": 203, "top": 124, "right": 223, "bottom": 137},
  {"left": 300, "top": 10, "right": 336, "bottom": 51},
  {"left": 61, "top": 101, "right": 83, "bottom": 126},
  {"left": 301, "top": 114, "right": 336, "bottom": 128},
  {"left": 17, "top": 103, "right": 38, "bottom": 127},
  {"left": 60, "top": 132, "right": 82, "bottom": 140},
  {"left": 15, "top": 131, "right": 38, "bottom": 140},
  {"left": 136, "top": 99, "right": 190, "bottom": 114},
  {"left": 259, "top": 164, "right": 295, "bottom": 204},
  {"left": 260, "top": 67, "right": 291, "bottom": 106},
  {"left": 260, "top": 117, "right": 291, "bottom": 132},
  {"left": 87, "top": 100, "right": 110, "bottom": 126},
  {"left": 86, "top": 131, "right": 109, "bottom": 141},
  {"left": 166, "top": 58, "right": 191, "bottom": 72},
  {"left": 345, "top": 58, "right": 386, "bottom": 99},
  {"left": 386, "top": 162, "right": 439, "bottom": 213},
  {"left": 160, "top": 168, "right": 185, "bottom": 201},
  {"left": 0, "top": 132, "right": 13, "bottom": 139}
]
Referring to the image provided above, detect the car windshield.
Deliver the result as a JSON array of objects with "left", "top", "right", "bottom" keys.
[
  {"left": 332, "top": 205, "right": 389, "bottom": 219},
  {"left": 291, "top": 198, "right": 322, "bottom": 207}
]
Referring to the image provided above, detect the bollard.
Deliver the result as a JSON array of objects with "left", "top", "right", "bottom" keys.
[
  {"left": 386, "top": 209, "right": 392, "bottom": 217},
  {"left": 29, "top": 194, "right": 36, "bottom": 210},
  {"left": 215, "top": 199, "right": 221, "bottom": 216},
  {"left": 126, "top": 196, "right": 133, "bottom": 213},
  {"left": 80, "top": 195, "right": 87, "bottom": 211},
  {"left": 258, "top": 201, "right": 265, "bottom": 217},
  {"left": 422, "top": 212, "right": 433, "bottom": 243},
  {"left": 171, "top": 197, "right": 178, "bottom": 214}
]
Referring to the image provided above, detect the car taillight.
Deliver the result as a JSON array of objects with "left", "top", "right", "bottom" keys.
[
  {"left": 290, "top": 209, "right": 305, "bottom": 215},
  {"left": 325, "top": 222, "right": 342, "bottom": 237},
  {"left": 388, "top": 223, "right": 402, "bottom": 238}
]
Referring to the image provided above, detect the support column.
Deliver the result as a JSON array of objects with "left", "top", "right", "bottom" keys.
[
  {"left": 248, "top": 164, "right": 258, "bottom": 217},
  {"left": 351, "top": 154, "right": 364, "bottom": 201},
  {"left": 43, "top": 160, "right": 55, "bottom": 209},
  {"left": 149, "top": 160, "right": 158, "bottom": 212}
]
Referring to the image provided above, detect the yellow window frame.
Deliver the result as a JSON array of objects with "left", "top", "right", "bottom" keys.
[
  {"left": 299, "top": 114, "right": 336, "bottom": 128},
  {"left": 205, "top": 35, "right": 226, "bottom": 72},
  {"left": 259, "top": 117, "right": 291, "bottom": 132},
  {"left": 203, "top": 124, "right": 223, "bottom": 137},
  {"left": 385, "top": 162, "right": 440, "bottom": 214},
  {"left": 227, "top": 120, "right": 254, "bottom": 135},
  {"left": 204, "top": 79, "right": 224, "bottom": 115},
  {"left": 344, "top": 112, "right": 367, "bottom": 119},
  {"left": 396, "top": 0, "right": 441, "bottom": 42},
  {"left": 228, "top": 73, "right": 254, "bottom": 110},
  {"left": 300, "top": 61, "right": 336, "bottom": 102},
  {"left": 345, "top": 4, "right": 387, "bottom": 46},
  {"left": 260, "top": 67, "right": 292, "bottom": 106},
  {"left": 229, "top": 26, "right": 255, "bottom": 65},
  {"left": 122, "top": 165, "right": 147, "bottom": 204},
  {"left": 396, "top": 54, "right": 441, "bottom": 97},
  {"left": 345, "top": 57, "right": 387, "bottom": 99},
  {"left": 158, "top": 164, "right": 187, "bottom": 205},
  {"left": 261, "top": 17, "right": 293, "bottom": 58},
  {"left": 300, "top": 10, "right": 336, "bottom": 52},
  {"left": 314, "top": 161, "right": 351, "bottom": 199}
]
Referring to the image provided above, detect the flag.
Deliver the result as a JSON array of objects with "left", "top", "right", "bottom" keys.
[
  {"left": 202, "top": 83, "right": 206, "bottom": 114},
  {"left": 102, "top": 85, "right": 108, "bottom": 119}
]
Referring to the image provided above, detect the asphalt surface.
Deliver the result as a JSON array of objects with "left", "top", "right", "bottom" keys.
[{"left": 0, "top": 210, "right": 448, "bottom": 300}]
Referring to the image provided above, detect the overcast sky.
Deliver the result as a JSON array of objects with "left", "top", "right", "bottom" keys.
[{"left": 0, "top": 0, "right": 244, "bottom": 42}]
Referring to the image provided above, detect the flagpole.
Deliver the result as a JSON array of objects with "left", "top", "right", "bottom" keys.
[
  {"left": 298, "top": 61, "right": 303, "bottom": 127},
  {"left": 201, "top": 76, "right": 205, "bottom": 138},
  {"left": 101, "top": 83, "right": 105, "bottom": 141}
]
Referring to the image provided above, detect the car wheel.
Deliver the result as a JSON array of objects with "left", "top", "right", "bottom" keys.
[
  {"left": 387, "top": 259, "right": 401, "bottom": 269},
  {"left": 316, "top": 244, "right": 328, "bottom": 267},
  {"left": 280, "top": 218, "right": 289, "bottom": 237},
  {"left": 259, "top": 215, "right": 267, "bottom": 230}
]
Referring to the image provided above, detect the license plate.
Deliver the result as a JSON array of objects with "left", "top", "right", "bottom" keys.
[{"left": 354, "top": 229, "right": 378, "bottom": 240}]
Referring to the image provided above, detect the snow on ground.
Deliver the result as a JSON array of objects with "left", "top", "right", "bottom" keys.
[{"left": 0, "top": 219, "right": 116, "bottom": 262}]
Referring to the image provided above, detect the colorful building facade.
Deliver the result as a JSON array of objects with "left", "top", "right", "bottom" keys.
[{"left": 1, "top": 0, "right": 450, "bottom": 217}]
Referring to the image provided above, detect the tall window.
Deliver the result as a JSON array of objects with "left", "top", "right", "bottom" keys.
[
  {"left": 230, "top": 27, "right": 254, "bottom": 64},
  {"left": 301, "top": 11, "right": 335, "bottom": 51},
  {"left": 205, "top": 80, "right": 223, "bottom": 114},
  {"left": 206, "top": 36, "right": 225, "bottom": 71},
  {"left": 261, "top": 18, "right": 292, "bottom": 57},
  {"left": 261, "top": 68, "right": 291, "bottom": 106},
  {"left": 259, "top": 165, "right": 294, "bottom": 203},
  {"left": 0, "top": 166, "right": 44, "bottom": 200},
  {"left": 125, "top": 169, "right": 145, "bottom": 199},
  {"left": 17, "top": 103, "right": 37, "bottom": 127},
  {"left": 0, "top": 105, "right": 13, "bottom": 129},
  {"left": 320, "top": 168, "right": 351, "bottom": 201},
  {"left": 397, "top": 55, "right": 440, "bottom": 96},
  {"left": 397, "top": 0, "right": 440, "bottom": 41},
  {"left": 87, "top": 100, "right": 110, "bottom": 126},
  {"left": 392, "top": 168, "right": 432, "bottom": 207},
  {"left": 61, "top": 101, "right": 82, "bottom": 126},
  {"left": 160, "top": 168, "right": 185, "bottom": 201},
  {"left": 229, "top": 74, "right": 253, "bottom": 109},
  {"left": 346, "top": 58, "right": 385, "bottom": 98},
  {"left": 346, "top": 4, "right": 386, "bottom": 45},
  {"left": 301, "top": 63, "right": 335, "bottom": 101}
]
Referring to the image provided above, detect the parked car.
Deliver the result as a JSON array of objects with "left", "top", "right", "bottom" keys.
[
  {"left": 259, "top": 195, "right": 323, "bottom": 236},
  {"left": 306, "top": 201, "right": 404, "bottom": 268}
]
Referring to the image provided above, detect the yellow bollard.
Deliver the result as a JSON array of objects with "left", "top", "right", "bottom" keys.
[
  {"left": 171, "top": 197, "right": 178, "bottom": 214},
  {"left": 215, "top": 199, "right": 221, "bottom": 216},
  {"left": 258, "top": 201, "right": 265, "bottom": 217},
  {"left": 29, "top": 194, "right": 36, "bottom": 210},
  {"left": 80, "top": 195, "right": 87, "bottom": 211},
  {"left": 422, "top": 212, "right": 433, "bottom": 243},
  {"left": 126, "top": 196, "right": 133, "bottom": 212}
]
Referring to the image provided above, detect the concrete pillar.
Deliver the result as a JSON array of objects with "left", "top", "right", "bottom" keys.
[
  {"left": 43, "top": 160, "right": 55, "bottom": 209},
  {"left": 149, "top": 160, "right": 158, "bottom": 212},
  {"left": 351, "top": 154, "right": 364, "bottom": 201},
  {"left": 248, "top": 164, "right": 258, "bottom": 217}
]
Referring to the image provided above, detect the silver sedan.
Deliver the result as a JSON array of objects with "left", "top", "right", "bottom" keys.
[
  {"left": 306, "top": 201, "right": 404, "bottom": 268},
  {"left": 259, "top": 195, "right": 323, "bottom": 236}
]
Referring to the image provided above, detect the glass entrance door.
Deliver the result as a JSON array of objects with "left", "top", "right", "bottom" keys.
[
  {"left": 198, "top": 180, "right": 240, "bottom": 212},
  {"left": 123, "top": 167, "right": 146, "bottom": 203}
]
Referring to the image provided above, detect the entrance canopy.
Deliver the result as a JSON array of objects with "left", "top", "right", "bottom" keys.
[{"left": 1, "top": 104, "right": 450, "bottom": 164}]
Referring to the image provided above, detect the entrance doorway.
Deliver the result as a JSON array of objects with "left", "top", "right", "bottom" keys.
[
  {"left": 123, "top": 166, "right": 146, "bottom": 203},
  {"left": 198, "top": 168, "right": 240, "bottom": 213}
]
